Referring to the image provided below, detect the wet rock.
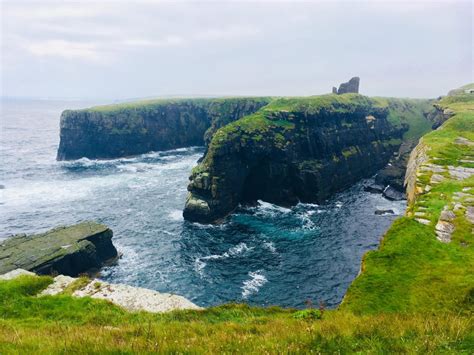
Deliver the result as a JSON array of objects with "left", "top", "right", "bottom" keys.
[
  {"left": 0, "top": 222, "right": 118, "bottom": 276},
  {"left": 382, "top": 186, "right": 406, "bottom": 201},
  {"left": 364, "top": 183, "right": 385, "bottom": 193},
  {"left": 375, "top": 209, "right": 395, "bottom": 215}
]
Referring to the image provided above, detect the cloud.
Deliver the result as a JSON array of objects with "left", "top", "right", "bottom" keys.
[
  {"left": 123, "top": 36, "right": 186, "bottom": 48},
  {"left": 23, "top": 40, "right": 102, "bottom": 61},
  {"left": 194, "top": 26, "right": 261, "bottom": 41}
]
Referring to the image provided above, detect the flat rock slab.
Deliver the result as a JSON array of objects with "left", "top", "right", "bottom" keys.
[
  {"left": 4, "top": 270, "right": 202, "bottom": 313},
  {"left": 73, "top": 281, "right": 202, "bottom": 313},
  {"left": 0, "top": 222, "right": 117, "bottom": 276}
]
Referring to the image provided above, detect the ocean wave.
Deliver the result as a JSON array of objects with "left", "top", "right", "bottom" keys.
[
  {"left": 193, "top": 242, "right": 253, "bottom": 277},
  {"left": 241, "top": 270, "right": 268, "bottom": 299}
]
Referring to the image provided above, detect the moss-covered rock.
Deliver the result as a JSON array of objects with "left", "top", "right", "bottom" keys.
[
  {"left": 0, "top": 222, "right": 117, "bottom": 276},
  {"left": 57, "top": 98, "right": 271, "bottom": 160},
  {"left": 184, "top": 94, "right": 419, "bottom": 223}
]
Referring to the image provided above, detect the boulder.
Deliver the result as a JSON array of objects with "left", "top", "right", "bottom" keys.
[
  {"left": 0, "top": 222, "right": 118, "bottom": 276},
  {"left": 375, "top": 209, "right": 395, "bottom": 215},
  {"left": 382, "top": 186, "right": 406, "bottom": 201}
]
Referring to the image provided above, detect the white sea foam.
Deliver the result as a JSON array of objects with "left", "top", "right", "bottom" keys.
[
  {"left": 241, "top": 270, "right": 268, "bottom": 299},
  {"left": 263, "top": 241, "right": 277, "bottom": 253},
  {"left": 299, "top": 212, "right": 317, "bottom": 230},
  {"left": 168, "top": 209, "right": 183, "bottom": 221},
  {"left": 194, "top": 243, "right": 252, "bottom": 277},
  {"left": 250, "top": 200, "right": 292, "bottom": 218}
]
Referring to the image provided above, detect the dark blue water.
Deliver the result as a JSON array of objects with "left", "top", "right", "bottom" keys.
[{"left": 0, "top": 99, "right": 405, "bottom": 308}]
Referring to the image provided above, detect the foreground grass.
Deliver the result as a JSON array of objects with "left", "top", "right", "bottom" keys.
[{"left": 0, "top": 276, "right": 472, "bottom": 353}]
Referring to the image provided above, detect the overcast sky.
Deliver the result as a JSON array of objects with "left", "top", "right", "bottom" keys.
[{"left": 1, "top": 0, "right": 472, "bottom": 100}]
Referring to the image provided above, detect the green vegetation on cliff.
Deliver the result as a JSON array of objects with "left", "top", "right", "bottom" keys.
[
  {"left": 342, "top": 87, "right": 474, "bottom": 316},
  {"left": 373, "top": 97, "right": 435, "bottom": 140}
]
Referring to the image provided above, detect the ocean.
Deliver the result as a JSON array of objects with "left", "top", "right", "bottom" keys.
[{"left": 0, "top": 98, "right": 405, "bottom": 308}]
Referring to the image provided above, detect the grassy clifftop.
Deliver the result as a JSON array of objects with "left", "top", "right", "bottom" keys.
[{"left": 342, "top": 87, "right": 474, "bottom": 315}]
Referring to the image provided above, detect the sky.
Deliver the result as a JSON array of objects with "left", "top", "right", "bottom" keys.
[{"left": 1, "top": 0, "right": 472, "bottom": 100}]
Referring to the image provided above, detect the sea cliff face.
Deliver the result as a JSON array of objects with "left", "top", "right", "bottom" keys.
[
  {"left": 184, "top": 94, "right": 415, "bottom": 223},
  {"left": 57, "top": 98, "right": 270, "bottom": 160}
]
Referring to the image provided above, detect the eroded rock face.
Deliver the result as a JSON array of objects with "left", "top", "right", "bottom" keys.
[
  {"left": 0, "top": 222, "right": 117, "bottom": 276},
  {"left": 184, "top": 95, "right": 406, "bottom": 223},
  {"left": 57, "top": 98, "right": 270, "bottom": 160}
]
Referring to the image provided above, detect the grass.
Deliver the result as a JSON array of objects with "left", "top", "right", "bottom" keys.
[
  {"left": 0, "top": 276, "right": 472, "bottom": 353},
  {"left": 373, "top": 97, "right": 435, "bottom": 140},
  {"left": 342, "top": 87, "right": 474, "bottom": 317}
]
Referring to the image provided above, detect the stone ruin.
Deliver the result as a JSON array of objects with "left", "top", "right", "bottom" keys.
[{"left": 333, "top": 77, "right": 360, "bottom": 94}]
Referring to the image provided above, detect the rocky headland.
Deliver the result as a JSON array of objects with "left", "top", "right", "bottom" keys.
[
  {"left": 57, "top": 98, "right": 271, "bottom": 160},
  {"left": 183, "top": 94, "right": 434, "bottom": 223}
]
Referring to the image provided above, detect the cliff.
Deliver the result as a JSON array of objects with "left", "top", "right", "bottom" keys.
[
  {"left": 0, "top": 222, "right": 117, "bottom": 276},
  {"left": 57, "top": 97, "right": 271, "bottom": 160},
  {"left": 183, "top": 94, "right": 420, "bottom": 223},
  {"left": 370, "top": 98, "right": 438, "bottom": 196},
  {"left": 342, "top": 84, "right": 474, "bottom": 314}
]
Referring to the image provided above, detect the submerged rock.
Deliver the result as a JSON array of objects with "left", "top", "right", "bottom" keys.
[{"left": 0, "top": 222, "right": 118, "bottom": 276}]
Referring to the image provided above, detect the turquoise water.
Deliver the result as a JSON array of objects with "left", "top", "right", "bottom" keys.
[{"left": 0, "top": 99, "right": 405, "bottom": 308}]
